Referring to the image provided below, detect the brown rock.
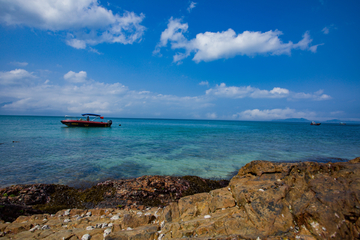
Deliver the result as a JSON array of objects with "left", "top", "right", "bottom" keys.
[
  {"left": 105, "top": 224, "right": 159, "bottom": 240},
  {"left": 4, "top": 222, "right": 33, "bottom": 234},
  {"left": 209, "top": 188, "right": 235, "bottom": 212},
  {"left": 121, "top": 213, "right": 155, "bottom": 229}
]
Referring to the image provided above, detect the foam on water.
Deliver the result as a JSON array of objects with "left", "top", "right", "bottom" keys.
[{"left": 0, "top": 115, "right": 359, "bottom": 187}]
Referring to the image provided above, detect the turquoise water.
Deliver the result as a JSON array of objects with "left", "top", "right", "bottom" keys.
[{"left": 0, "top": 115, "right": 359, "bottom": 187}]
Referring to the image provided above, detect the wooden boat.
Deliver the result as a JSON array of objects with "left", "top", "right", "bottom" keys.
[
  {"left": 61, "top": 114, "right": 112, "bottom": 127},
  {"left": 310, "top": 121, "right": 321, "bottom": 126}
]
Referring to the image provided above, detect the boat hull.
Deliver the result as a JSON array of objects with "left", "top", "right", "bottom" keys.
[{"left": 61, "top": 120, "right": 112, "bottom": 127}]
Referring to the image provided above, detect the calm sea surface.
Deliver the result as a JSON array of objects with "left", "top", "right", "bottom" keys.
[{"left": 0, "top": 115, "right": 359, "bottom": 187}]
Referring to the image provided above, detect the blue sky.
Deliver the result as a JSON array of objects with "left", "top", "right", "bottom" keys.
[{"left": 0, "top": 0, "right": 359, "bottom": 121}]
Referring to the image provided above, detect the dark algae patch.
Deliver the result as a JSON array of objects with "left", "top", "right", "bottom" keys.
[
  {"left": 181, "top": 176, "right": 229, "bottom": 197},
  {"left": 0, "top": 175, "right": 227, "bottom": 222},
  {"left": 33, "top": 184, "right": 116, "bottom": 213}
]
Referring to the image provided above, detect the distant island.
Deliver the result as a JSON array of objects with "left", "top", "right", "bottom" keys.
[
  {"left": 273, "top": 118, "right": 360, "bottom": 124},
  {"left": 272, "top": 118, "right": 311, "bottom": 122}
]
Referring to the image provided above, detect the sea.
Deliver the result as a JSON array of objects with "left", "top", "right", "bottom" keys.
[{"left": 0, "top": 115, "right": 359, "bottom": 188}]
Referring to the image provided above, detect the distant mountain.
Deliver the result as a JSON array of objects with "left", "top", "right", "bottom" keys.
[
  {"left": 272, "top": 118, "right": 311, "bottom": 123},
  {"left": 324, "top": 119, "right": 343, "bottom": 123}
]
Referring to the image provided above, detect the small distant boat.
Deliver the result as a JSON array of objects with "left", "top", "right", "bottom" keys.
[
  {"left": 310, "top": 121, "right": 321, "bottom": 126},
  {"left": 61, "top": 114, "right": 112, "bottom": 127},
  {"left": 340, "top": 122, "right": 346, "bottom": 125}
]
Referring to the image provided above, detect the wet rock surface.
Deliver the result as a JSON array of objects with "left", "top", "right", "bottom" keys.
[{"left": 1, "top": 157, "right": 360, "bottom": 239}]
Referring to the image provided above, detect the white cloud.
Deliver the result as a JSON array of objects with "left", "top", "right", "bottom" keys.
[
  {"left": 0, "top": 70, "right": 332, "bottom": 119},
  {"left": 233, "top": 108, "right": 316, "bottom": 121},
  {"left": 322, "top": 24, "right": 336, "bottom": 35},
  {"left": 199, "top": 81, "right": 209, "bottom": 86},
  {"left": 66, "top": 39, "right": 87, "bottom": 49},
  {"left": 10, "top": 61, "right": 28, "bottom": 67},
  {"left": 206, "top": 112, "right": 217, "bottom": 119},
  {"left": 322, "top": 27, "right": 329, "bottom": 34},
  {"left": 0, "top": 69, "right": 209, "bottom": 116},
  {"left": 206, "top": 83, "right": 290, "bottom": 99},
  {"left": 330, "top": 111, "right": 344, "bottom": 116},
  {"left": 206, "top": 83, "right": 331, "bottom": 101},
  {"left": 187, "top": 2, "right": 197, "bottom": 12},
  {"left": 156, "top": 18, "right": 320, "bottom": 63},
  {"left": 64, "top": 71, "right": 87, "bottom": 83},
  {"left": 0, "top": 0, "right": 146, "bottom": 49},
  {"left": 153, "top": 17, "right": 188, "bottom": 56},
  {"left": 292, "top": 89, "right": 332, "bottom": 101},
  {"left": 0, "top": 69, "right": 35, "bottom": 85}
]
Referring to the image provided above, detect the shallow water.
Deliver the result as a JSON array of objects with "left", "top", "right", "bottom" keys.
[{"left": 0, "top": 116, "right": 359, "bottom": 187}]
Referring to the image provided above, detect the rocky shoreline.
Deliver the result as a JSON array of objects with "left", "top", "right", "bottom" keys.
[{"left": 1, "top": 157, "right": 360, "bottom": 239}]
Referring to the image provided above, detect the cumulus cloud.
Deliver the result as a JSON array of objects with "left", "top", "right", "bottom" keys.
[
  {"left": 206, "top": 83, "right": 331, "bottom": 101},
  {"left": 187, "top": 2, "right": 197, "bottom": 12},
  {"left": 0, "top": 0, "right": 146, "bottom": 49},
  {"left": 0, "top": 69, "right": 35, "bottom": 85},
  {"left": 155, "top": 18, "right": 320, "bottom": 63},
  {"left": 233, "top": 108, "right": 316, "bottom": 121},
  {"left": 153, "top": 17, "right": 188, "bottom": 56},
  {"left": 64, "top": 71, "right": 87, "bottom": 83}
]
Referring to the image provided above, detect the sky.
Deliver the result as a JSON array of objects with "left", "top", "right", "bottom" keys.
[{"left": 0, "top": 0, "right": 359, "bottom": 121}]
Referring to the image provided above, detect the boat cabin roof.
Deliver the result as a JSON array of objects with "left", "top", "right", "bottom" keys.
[{"left": 82, "top": 113, "right": 101, "bottom": 117}]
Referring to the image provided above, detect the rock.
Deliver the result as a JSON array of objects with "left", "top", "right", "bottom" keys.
[
  {"left": 105, "top": 224, "right": 159, "bottom": 240},
  {"left": 1, "top": 158, "right": 360, "bottom": 239},
  {"left": 155, "top": 158, "right": 360, "bottom": 239}
]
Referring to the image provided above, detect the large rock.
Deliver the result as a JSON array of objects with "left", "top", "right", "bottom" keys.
[{"left": 156, "top": 158, "right": 360, "bottom": 239}]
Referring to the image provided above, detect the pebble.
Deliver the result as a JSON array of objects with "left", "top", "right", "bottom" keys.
[
  {"left": 127, "top": 227, "right": 133, "bottom": 230},
  {"left": 41, "top": 225, "right": 50, "bottom": 230},
  {"left": 111, "top": 215, "right": 120, "bottom": 220},
  {"left": 64, "top": 209, "right": 71, "bottom": 216},
  {"left": 81, "top": 234, "right": 91, "bottom": 240},
  {"left": 204, "top": 215, "right": 211, "bottom": 219},
  {"left": 64, "top": 219, "right": 71, "bottom": 223},
  {"left": 104, "top": 228, "right": 112, "bottom": 237},
  {"left": 29, "top": 225, "right": 40, "bottom": 232},
  {"left": 86, "top": 226, "right": 94, "bottom": 230},
  {"left": 86, "top": 211, "right": 92, "bottom": 217}
]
